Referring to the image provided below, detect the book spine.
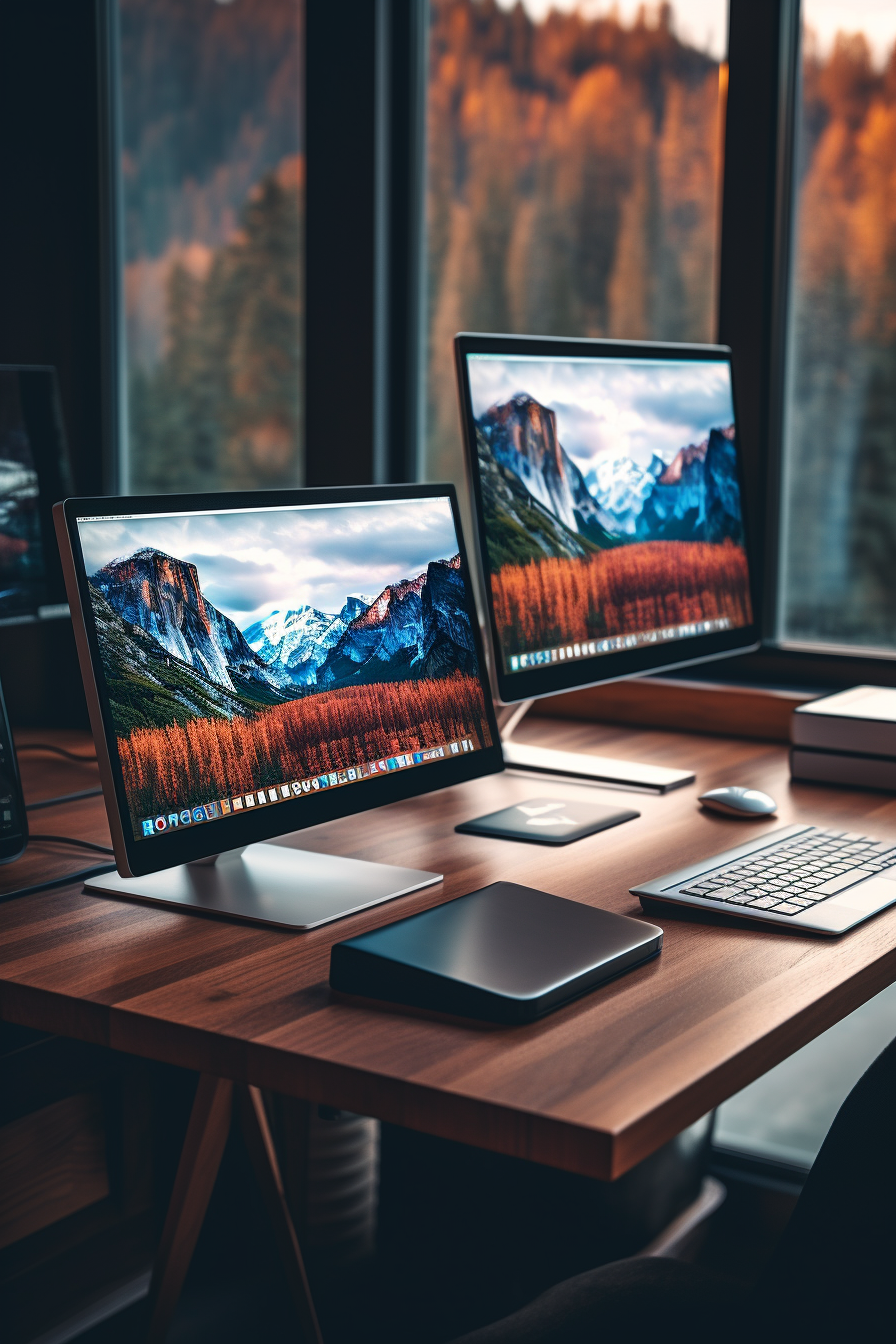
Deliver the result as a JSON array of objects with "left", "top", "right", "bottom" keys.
[
  {"left": 791, "top": 715, "right": 896, "bottom": 757},
  {"left": 789, "top": 747, "right": 896, "bottom": 793}
]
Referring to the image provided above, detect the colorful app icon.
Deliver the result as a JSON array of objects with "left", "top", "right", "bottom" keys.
[
  {"left": 141, "top": 819, "right": 154, "bottom": 837},
  {"left": 180, "top": 808, "right": 192, "bottom": 824},
  {"left": 359, "top": 762, "right": 369, "bottom": 778},
  {"left": 291, "top": 782, "right": 302, "bottom": 796},
  {"left": 450, "top": 742, "right": 460, "bottom": 754},
  {"left": 378, "top": 760, "right": 387, "bottom": 772},
  {"left": 301, "top": 780, "right": 311, "bottom": 792},
  {"left": 167, "top": 813, "right": 179, "bottom": 827},
  {"left": 192, "top": 806, "right": 206, "bottom": 822},
  {"left": 204, "top": 802, "right": 220, "bottom": 820},
  {"left": 319, "top": 776, "right": 329, "bottom": 789},
  {"left": 232, "top": 797, "right": 243, "bottom": 810},
  {"left": 220, "top": 798, "right": 231, "bottom": 814},
  {"left": 337, "top": 771, "right": 348, "bottom": 784},
  {"left": 280, "top": 785, "right": 291, "bottom": 799},
  {"left": 311, "top": 778, "right": 320, "bottom": 790},
  {"left": 347, "top": 768, "right": 357, "bottom": 781},
  {"left": 328, "top": 772, "right": 338, "bottom": 786},
  {"left": 245, "top": 793, "right": 255, "bottom": 806},
  {"left": 154, "top": 815, "right": 167, "bottom": 832},
  {"left": 266, "top": 788, "right": 277, "bottom": 803},
  {"left": 510, "top": 655, "right": 519, "bottom": 670}
]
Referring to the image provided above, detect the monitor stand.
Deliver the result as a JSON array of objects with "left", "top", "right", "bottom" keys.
[
  {"left": 498, "top": 701, "right": 695, "bottom": 794},
  {"left": 83, "top": 843, "right": 442, "bottom": 931}
]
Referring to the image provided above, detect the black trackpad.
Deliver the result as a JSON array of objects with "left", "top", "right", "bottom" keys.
[{"left": 456, "top": 797, "right": 639, "bottom": 845}]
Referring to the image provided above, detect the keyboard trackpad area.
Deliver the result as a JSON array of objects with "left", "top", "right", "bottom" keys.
[{"left": 795, "top": 877, "right": 896, "bottom": 932}]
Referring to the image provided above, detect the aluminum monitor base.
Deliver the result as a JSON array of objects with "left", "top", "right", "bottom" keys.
[
  {"left": 84, "top": 843, "right": 443, "bottom": 931},
  {"left": 498, "top": 700, "right": 695, "bottom": 794}
]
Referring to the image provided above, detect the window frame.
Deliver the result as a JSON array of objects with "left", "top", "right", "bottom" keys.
[{"left": 96, "top": 0, "right": 896, "bottom": 688}]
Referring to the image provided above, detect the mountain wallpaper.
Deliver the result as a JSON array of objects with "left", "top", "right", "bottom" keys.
[
  {"left": 80, "top": 500, "right": 491, "bottom": 830},
  {"left": 469, "top": 357, "right": 753, "bottom": 662}
]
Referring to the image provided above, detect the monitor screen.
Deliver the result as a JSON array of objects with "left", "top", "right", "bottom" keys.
[
  {"left": 0, "top": 367, "right": 72, "bottom": 618},
  {"left": 69, "top": 491, "right": 497, "bottom": 854},
  {"left": 457, "top": 337, "right": 757, "bottom": 702}
]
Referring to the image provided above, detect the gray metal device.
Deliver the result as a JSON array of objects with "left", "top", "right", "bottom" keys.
[
  {"left": 54, "top": 484, "right": 503, "bottom": 930},
  {"left": 454, "top": 332, "right": 760, "bottom": 791},
  {"left": 331, "top": 881, "right": 663, "bottom": 1022},
  {"left": 633, "top": 824, "right": 896, "bottom": 934}
]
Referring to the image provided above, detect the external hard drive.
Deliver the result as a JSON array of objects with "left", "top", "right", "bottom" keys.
[{"left": 329, "top": 882, "right": 662, "bottom": 1023}]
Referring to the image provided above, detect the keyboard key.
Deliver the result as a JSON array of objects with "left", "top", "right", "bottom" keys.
[
  {"left": 726, "top": 894, "right": 756, "bottom": 905},
  {"left": 749, "top": 896, "right": 782, "bottom": 909},
  {"left": 707, "top": 886, "right": 744, "bottom": 900},
  {"left": 789, "top": 897, "right": 814, "bottom": 907},
  {"left": 773, "top": 903, "right": 802, "bottom": 915},
  {"left": 812, "top": 869, "right": 876, "bottom": 897}
]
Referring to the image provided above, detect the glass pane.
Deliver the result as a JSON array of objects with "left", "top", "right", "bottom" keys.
[
  {"left": 117, "top": 0, "right": 304, "bottom": 494},
  {"left": 424, "top": 0, "right": 729, "bottom": 486},
  {"left": 715, "top": 980, "right": 896, "bottom": 1168},
  {"left": 779, "top": 3, "right": 896, "bottom": 647}
]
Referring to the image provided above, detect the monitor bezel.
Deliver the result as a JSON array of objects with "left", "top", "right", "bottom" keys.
[
  {"left": 56, "top": 483, "right": 504, "bottom": 879},
  {"left": 454, "top": 332, "right": 761, "bottom": 706}
]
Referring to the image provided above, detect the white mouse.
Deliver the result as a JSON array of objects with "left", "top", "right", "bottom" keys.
[{"left": 698, "top": 786, "right": 777, "bottom": 817}]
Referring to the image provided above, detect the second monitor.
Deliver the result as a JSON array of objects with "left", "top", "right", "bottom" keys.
[{"left": 455, "top": 332, "right": 760, "bottom": 788}]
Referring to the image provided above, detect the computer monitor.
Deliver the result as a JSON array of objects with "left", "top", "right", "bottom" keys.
[
  {"left": 454, "top": 333, "right": 759, "bottom": 789},
  {"left": 54, "top": 485, "right": 503, "bottom": 929},
  {"left": 0, "top": 365, "right": 73, "bottom": 619}
]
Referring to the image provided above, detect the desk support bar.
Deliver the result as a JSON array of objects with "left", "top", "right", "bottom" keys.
[{"left": 146, "top": 1074, "right": 323, "bottom": 1344}]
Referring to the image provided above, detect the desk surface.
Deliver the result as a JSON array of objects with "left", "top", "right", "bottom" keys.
[{"left": 3, "top": 718, "right": 896, "bottom": 1180}]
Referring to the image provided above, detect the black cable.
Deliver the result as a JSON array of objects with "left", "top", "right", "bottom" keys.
[
  {"left": 0, "top": 863, "right": 116, "bottom": 904},
  {"left": 26, "top": 787, "right": 104, "bottom": 811},
  {"left": 29, "top": 834, "right": 114, "bottom": 855},
  {"left": 17, "top": 742, "right": 98, "bottom": 763}
]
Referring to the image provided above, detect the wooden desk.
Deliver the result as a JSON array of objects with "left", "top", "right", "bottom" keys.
[{"left": 4, "top": 718, "right": 896, "bottom": 1185}]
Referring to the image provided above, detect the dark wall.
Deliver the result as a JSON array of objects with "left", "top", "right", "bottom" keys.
[{"left": 0, "top": 1, "right": 104, "bottom": 496}]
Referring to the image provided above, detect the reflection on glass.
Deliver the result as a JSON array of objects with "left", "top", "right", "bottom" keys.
[
  {"left": 117, "top": 0, "right": 304, "bottom": 494},
  {"left": 424, "top": 0, "right": 729, "bottom": 485},
  {"left": 781, "top": 4, "right": 896, "bottom": 647}
]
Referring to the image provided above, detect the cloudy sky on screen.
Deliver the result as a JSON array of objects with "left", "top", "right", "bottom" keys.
[
  {"left": 468, "top": 357, "right": 735, "bottom": 471},
  {"left": 78, "top": 498, "right": 460, "bottom": 627}
]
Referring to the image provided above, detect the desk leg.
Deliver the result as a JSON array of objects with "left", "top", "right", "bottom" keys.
[
  {"left": 237, "top": 1085, "right": 324, "bottom": 1344},
  {"left": 147, "top": 1073, "right": 233, "bottom": 1344}
]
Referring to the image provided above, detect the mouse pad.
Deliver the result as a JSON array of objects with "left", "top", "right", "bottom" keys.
[{"left": 456, "top": 798, "right": 639, "bottom": 845}]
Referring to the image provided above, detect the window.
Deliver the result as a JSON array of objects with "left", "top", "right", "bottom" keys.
[
  {"left": 423, "top": 0, "right": 729, "bottom": 486},
  {"left": 778, "top": 2, "right": 896, "bottom": 651},
  {"left": 114, "top": 0, "right": 304, "bottom": 494}
]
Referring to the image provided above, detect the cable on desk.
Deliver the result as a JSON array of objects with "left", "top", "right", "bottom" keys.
[
  {"left": 29, "top": 834, "right": 114, "bottom": 855},
  {"left": 0, "top": 863, "right": 116, "bottom": 904},
  {"left": 17, "top": 742, "right": 98, "bottom": 763},
  {"left": 26, "top": 787, "right": 104, "bottom": 811}
]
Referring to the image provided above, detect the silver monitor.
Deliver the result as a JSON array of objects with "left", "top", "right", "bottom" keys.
[
  {"left": 455, "top": 333, "right": 759, "bottom": 790},
  {"left": 55, "top": 484, "right": 503, "bottom": 929}
]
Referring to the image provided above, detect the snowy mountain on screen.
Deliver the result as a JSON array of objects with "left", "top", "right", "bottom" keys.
[
  {"left": 477, "top": 393, "right": 620, "bottom": 546},
  {"left": 585, "top": 453, "right": 667, "bottom": 535},
  {"left": 91, "top": 548, "right": 291, "bottom": 694},
  {"left": 243, "top": 595, "right": 372, "bottom": 686},
  {"left": 477, "top": 393, "right": 743, "bottom": 549}
]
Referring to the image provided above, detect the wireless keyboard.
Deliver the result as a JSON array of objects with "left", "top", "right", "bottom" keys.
[{"left": 631, "top": 825, "right": 896, "bottom": 934}]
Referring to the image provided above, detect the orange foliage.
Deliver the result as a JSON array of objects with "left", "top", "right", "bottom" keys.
[
  {"left": 120, "top": 673, "right": 493, "bottom": 821},
  {"left": 491, "top": 541, "right": 752, "bottom": 655}
]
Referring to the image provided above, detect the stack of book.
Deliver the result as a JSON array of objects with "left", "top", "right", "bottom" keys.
[{"left": 791, "top": 686, "right": 896, "bottom": 791}]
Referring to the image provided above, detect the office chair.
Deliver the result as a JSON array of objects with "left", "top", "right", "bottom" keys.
[{"left": 450, "top": 1030, "right": 896, "bottom": 1343}]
